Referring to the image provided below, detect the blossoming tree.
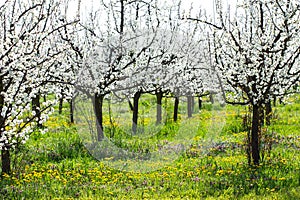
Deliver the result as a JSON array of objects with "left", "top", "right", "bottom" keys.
[
  {"left": 0, "top": 0, "right": 77, "bottom": 174},
  {"left": 72, "top": 0, "right": 162, "bottom": 140},
  {"left": 202, "top": 0, "right": 300, "bottom": 165}
]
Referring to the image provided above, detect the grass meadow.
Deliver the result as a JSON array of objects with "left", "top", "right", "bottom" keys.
[{"left": 0, "top": 95, "right": 299, "bottom": 199}]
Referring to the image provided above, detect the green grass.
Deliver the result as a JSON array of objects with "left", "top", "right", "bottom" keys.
[{"left": 0, "top": 95, "right": 300, "bottom": 199}]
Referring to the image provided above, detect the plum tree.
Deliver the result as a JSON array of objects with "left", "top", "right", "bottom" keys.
[
  {"left": 196, "top": 0, "right": 300, "bottom": 165},
  {"left": 0, "top": 0, "right": 77, "bottom": 174}
]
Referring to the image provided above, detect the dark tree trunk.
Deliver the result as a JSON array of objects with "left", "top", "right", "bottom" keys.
[
  {"left": 93, "top": 94, "right": 104, "bottom": 141},
  {"left": 128, "top": 99, "right": 134, "bottom": 111},
  {"left": 32, "top": 94, "right": 42, "bottom": 128},
  {"left": 266, "top": 101, "right": 272, "bottom": 126},
  {"left": 1, "top": 149, "right": 11, "bottom": 175},
  {"left": 69, "top": 99, "right": 74, "bottom": 124},
  {"left": 120, "top": 0, "right": 124, "bottom": 34},
  {"left": 43, "top": 95, "right": 46, "bottom": 102},
  {"left": 187, "top": 95, "right": 193, "bottom": 118},
  {"left": 156, "top": 91, "right": 163, "bottom": 125},
  {"left": 132, "top": 91, "right": 141, "bottom": 134},
  {"left": 259, "top": 106, "right": 265, "bottom": 127},
  {"left": 251, "top": 105, "right": 261, "bottom": 165},
  {"left": 108, "top": 99, "right": 115, "bottom": 138},
  {"left": 209, "top": 93, "right": 214, "bottom": 104},
  {"left": 198, "top": 97, "right": 202, "bottom": 110},
  {"left": 173, "top": 96, "right": 179, "bottom": 122},
  {"left": 58, "top": 97, "right": 64, "bottom": 114},
  {"left": 191, "top": 96, "right": 195, "bottom": 113},
  {"left": 273, "top": 96, "right": 276, "bottom": 107},
  {"left": 279, "top": 97, "right": 283, "bottom": 105}
]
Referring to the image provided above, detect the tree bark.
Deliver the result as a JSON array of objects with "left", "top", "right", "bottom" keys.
[
  {"left": 173, "top": 96, "right": 179, "bottom": 122},
  {"left": 259, "top": 106, "right": 265, "bottom": 127},
  {"left": 273, "top": 96, "right": 276, "bottom": 107},
  {"left": 251, "top": 105, "right": 261, "bottom": 165},
  {"left": 69, "top": 99, "right": 74, "bottom": 124},
  {"left": 209, "top": 93, "right": 214, "bottom": 104},
  {"left": 128, "top": 99, "right": 134, "bottom": 111},
  {"left": 93, "top": 94, "right": 104, "bottom": 141},
  {"left": 108, "top": 98, "right": 115, "bottom": 138},
  {"left": 120, "top": 0, "right": 124, "bottom": 34},
  {"left": 1, "top": 149, "right": 10, "bottom": 175},
  {"left": 32, "top": 94, "right": 42, "bottom": 128},
  {"left": 187, "top": 95, "right": 193, "bottom": 118},
  {"left": 132, "top": 91, "right": 141, "bottom": 134},
  {"left": 266, "top": 101, "right": 272, "bottom": 126},
  {"left": 156, "top": 91, "right": 163, "bottom": 125},
  {"left": 58, "top": 97, "right": 64, "bottom": 114},
  {"left": 198, "top": 97, "right": 202, "bottom": 110},
  {"left": 191, "top": 96, "right": 195, "bottom": 112}
]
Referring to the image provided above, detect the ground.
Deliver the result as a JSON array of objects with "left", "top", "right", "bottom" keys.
[{"left": 0, "top": 95, "right": 299, "bottom": 199}]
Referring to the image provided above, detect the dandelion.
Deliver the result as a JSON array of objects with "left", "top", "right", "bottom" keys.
[
  {"left": 186, "top": 171, "right": 193, "bottom": 177},
  {"left": 216, "top": 169, "right": 224, "bottom": 175},
  {"left": 2, "top": 173, "right": 10, "bottom": 178}
]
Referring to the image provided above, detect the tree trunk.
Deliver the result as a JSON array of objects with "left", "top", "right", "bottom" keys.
[
  {"left": 132, "top": 91, "right": 141, "bottom": 135},
  {"left": 259, "top": 106, "right": 265, "bottom": 127},
  {"left": 58, "top": 97, "right": 64, "bottom": 114},
  {"left": 156, "top": 91, "right": 163, "bottom": 125},
  {"left": 191, "top": 96, "right": 195, "bottom": 113},
  {"left": 120, "top": 0, "right": 124, "bottom": 34},
  {"left": 93, "top": 94, "right": 104, "bottom": 141},
  {"left": 32, "top": 94, "right": 42, "bottom": 128},
  {"left": 173, "top": 96, "right": 179, "bottom": 122},
  {"left": 128, "top": 99, "right": 134, "bottom": 111},
  {"left": 198, "top": 97, "right": 202, "bottom": 110},
  {"left": 266, "top": 101, "right": 272, "bottom": 126},
  {"left": 209, "top": 93, "right": 214, "bottom": 104},
  {"left": 69, "top": 99, "right": 74, "bottom": 124},
  {"left": 1, "top": 149, "right": 11, "bottom": 175},
  {"left": 279, "top": 97, "right": 283, "bottom": 105},
  {"left": 108, "top": 98, "right": 115, "bottom": 138},
  {"left": 251, "top": 105, "right": 261, "bottom": 165},
  {"left": 187, "top": 95, "right": 193, "bottom": 118}
]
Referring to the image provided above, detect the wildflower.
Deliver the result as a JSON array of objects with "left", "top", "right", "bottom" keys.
[
  {"left": 192, "top": 176, "right": 200, "bottom": 182},
  {"left": 186, "top": 171, "right": 193, "bottom": 177},
  {"left": 2, "top": 173, "right": 10, "bottom": 178},
  {"left": 216, "top": 169, "right": 224, "bottom": 175}
]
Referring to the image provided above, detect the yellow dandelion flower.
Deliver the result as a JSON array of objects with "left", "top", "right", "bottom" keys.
[{"left": 2, "top": 173, "right": 10, "bottom": 178}]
